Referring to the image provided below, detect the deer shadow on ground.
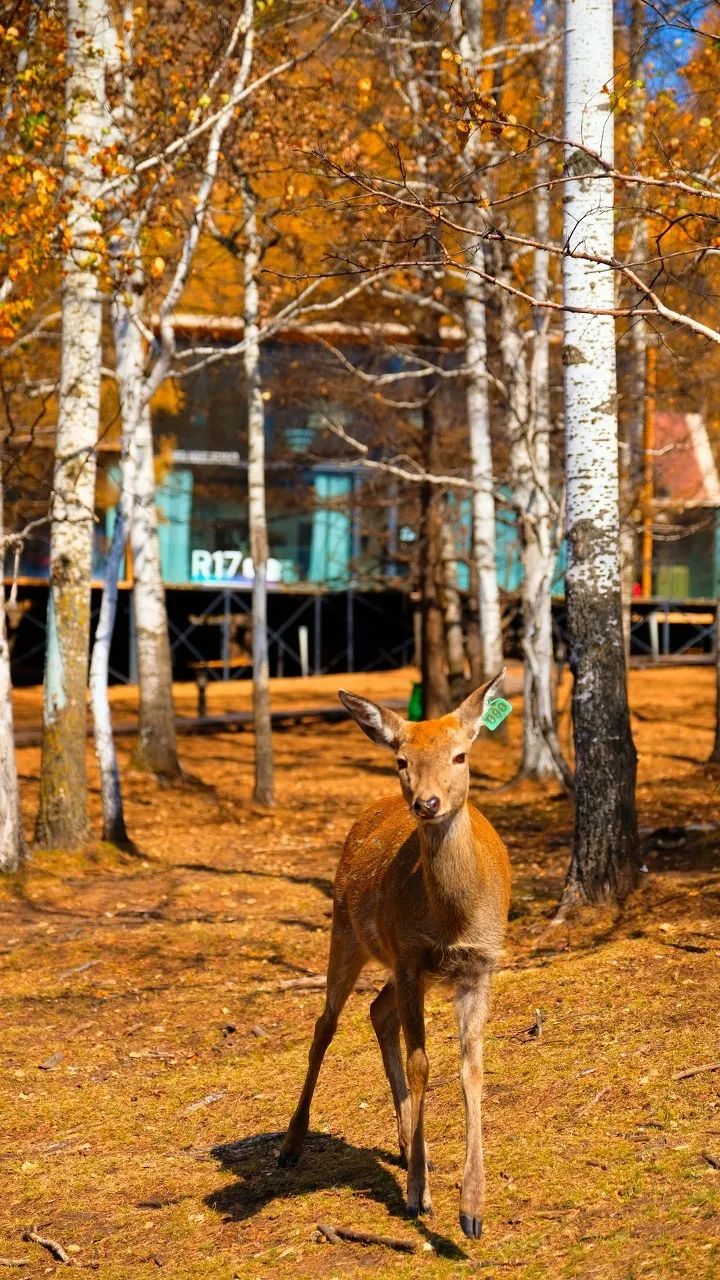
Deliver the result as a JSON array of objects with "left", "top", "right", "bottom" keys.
[{"left": 205, "top": 1131, "right": 467, "bottom": 1260}]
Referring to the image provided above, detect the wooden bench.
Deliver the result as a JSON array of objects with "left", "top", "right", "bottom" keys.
[{"left": 189, "top": 657, "right": 252, "bottom": 714}]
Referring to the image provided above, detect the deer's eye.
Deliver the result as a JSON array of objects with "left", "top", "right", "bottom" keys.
[
  {"left": 453, "top": 752, "right": 467, "bottom": 765},
  {"left": 397, "top": 757, "right": 408, "bottom": 770}
]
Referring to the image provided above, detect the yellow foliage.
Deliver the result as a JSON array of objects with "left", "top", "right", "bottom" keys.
[{"left": 151, "top": 379, "right": 186, "bottom": 419}]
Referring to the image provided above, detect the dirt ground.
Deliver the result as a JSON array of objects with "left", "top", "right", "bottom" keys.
[{"left": 1, "top": 666, "right": 719, "bottom": 1279}]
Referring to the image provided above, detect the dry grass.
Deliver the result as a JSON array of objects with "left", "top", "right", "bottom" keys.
[{"left": 1, "top": 666, "right": 719, "bottom": 1279}]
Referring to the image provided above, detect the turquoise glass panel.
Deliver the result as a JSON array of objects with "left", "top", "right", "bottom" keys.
[
  {"left": 104, "top": 467, "right": 124, "bottom": 580},
  {"left": 449, "top": 489, "right": 567, "bottom": 594},
  {"left": 309, "top": 472, "right": 352, "bottom": 585},
  {"left": 156, "top": 469, "right": 193, "bottom": 582}
]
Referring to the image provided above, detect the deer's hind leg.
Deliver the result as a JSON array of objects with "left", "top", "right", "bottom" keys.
[
  {"left": 278, "top": 905, "right": 365, "bottom": 1167},
  {"left": 370, "top": 980, "right": 412, "bottom": 1166}
]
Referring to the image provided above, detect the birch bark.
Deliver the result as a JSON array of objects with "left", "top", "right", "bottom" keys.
[
  {"left": 112, "top": 244, "right": 179, "bottom": 779},
  {"left": 105, "top": 5, "right": 180, "bottom": 779},
  {"left": 465, "top": 266, "right": 503, "bottom": 680},
  {"left": 128, "top": 392, "right": 179, "bottom": 777},
  {"left": 496, "top": 260, "right": 561, "bottom": 781},
  {"left": 561, "top": 0, "right": 638, "bottom": 905},
  {"left": 35, "top": 0, "right": 106, "bottom": 849},
  {"left": 454, "top": 0, "right": 503, "bottom": 681},
  {"left": 243, "top": 177, "right": 274, "bottom": 806},
  {"left": 89, "top": 493, "right": 128, "bottom": 844},
  {"left": 126, "top": 0, "right": 256, "bottom": 775},
  {"left": 0, "top": 457, "right": 26, "bottom": 872},
  {"left": 419, "top": 357, "right": 450, "bottom": 718},
  {"left": 516, "top": 1, "right": 564, "bottom": 781}
]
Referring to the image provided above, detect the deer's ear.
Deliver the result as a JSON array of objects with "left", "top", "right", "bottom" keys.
[
  {"left": 338, "top": 690, "right": 405, "bottom": 750},
  {"left": 456, "top": 668, "right": 506, "bottom": 741}
]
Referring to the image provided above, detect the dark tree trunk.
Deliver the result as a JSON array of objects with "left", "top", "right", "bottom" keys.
[
  {"left": 562, "top": 585, "right": 639, "bottom": 906},
  {"left": 441, "top": 519, "right": 466, "bottom": 707},
  {"left": 419, "top": 491, "right": 448, "bottom": 717},
  {"left": 465, "top": 555, "right": 483, "bottom": 689}
]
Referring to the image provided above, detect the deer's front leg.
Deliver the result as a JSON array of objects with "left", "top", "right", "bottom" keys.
[
  {"left": 455, "top": 973, "right": 491, "bottom": 1240},
  {"left": 396, "top": 971, "right": 431, "bottom": 1217}
]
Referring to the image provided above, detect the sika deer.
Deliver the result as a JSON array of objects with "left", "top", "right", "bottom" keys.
[{"left": 278, "top": 672, "right": 511, "bottom": 1240}]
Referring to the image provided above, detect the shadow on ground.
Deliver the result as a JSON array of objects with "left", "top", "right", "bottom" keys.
[
  {"left": 644, "top": 823, "right": 720, "bottom": 874},
  {"left": 206, "top": 1131, "right": 467, "bottom": 1260}
]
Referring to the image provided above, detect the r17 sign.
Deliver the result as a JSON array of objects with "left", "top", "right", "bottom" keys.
[
  {"left": 190, "top": 549, "right": 283, "bottom": 582},
  {"left": 191, "top": 549, "right": 245, "bottom": 579}
]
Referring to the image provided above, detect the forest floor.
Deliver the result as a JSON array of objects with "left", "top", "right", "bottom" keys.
[{"left": 1, "top": 666, "right": 719, "bottom": 1280}]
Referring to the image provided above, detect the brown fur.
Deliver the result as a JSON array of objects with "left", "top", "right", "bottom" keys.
[
  {"left": 337, "top": 796, "right": 510, "bottom": 975},
  {"left": 279, "top": 673, "right": 511, "bottom": 1239}
]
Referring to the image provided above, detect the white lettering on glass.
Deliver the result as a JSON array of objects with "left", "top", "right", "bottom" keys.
[
  {"left": 191, "top": 549, "right": 213, "bottom": 578},
  {"left": 191, "top": 549, "right": 249, "bottom": 580}
]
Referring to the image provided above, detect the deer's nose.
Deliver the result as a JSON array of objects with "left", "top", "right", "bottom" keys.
[{"left": 414, "top": 795, "right": 440, "bottom": 818}]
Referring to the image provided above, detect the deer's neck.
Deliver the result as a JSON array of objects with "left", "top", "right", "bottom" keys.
[{"left": 418, "top": 804, "right": 480, "bottom": 938}]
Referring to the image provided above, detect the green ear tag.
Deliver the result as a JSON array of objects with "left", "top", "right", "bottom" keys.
[{"left": 481, "top": 697, "right": 512, "bottom": 731}]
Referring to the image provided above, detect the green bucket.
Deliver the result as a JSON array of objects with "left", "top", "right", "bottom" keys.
[{"left": 407, "top": 681, "right": 424, "bottom": 722}]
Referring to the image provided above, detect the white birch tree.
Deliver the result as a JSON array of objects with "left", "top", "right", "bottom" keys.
[
  {"left": 100, "top": 1, "right": 193, "bottom": 781},
  {"left": 89, "top": 491, "right": 128, "bottom": 845},
  {"left": 242, "top": 176, "right": 274, "bottom": 806},
  {"left": 0, "top": 456, "right": 26, "bottom": 873},
  {"left": 91, "top": 0, "right": 335, "bottom": 818},
  {"left": 124, "top": 327, "right": 180, "bottom": 779},
  {"left": 494, "top": 254, "right": 566, "bottom": 783},
  {"left": 99, "top": 0, "right": 271, "bottom": 779},
  {"left": 524, "top": 8, "right": 562, "bottom": 781},
  {"left": 452, "top": 0, "right": 504, "bottom": 682},
  {"left": 452, "top": 0, "right": 565, "bottom": 780},
  {"left": 464, "top": 267, "right": 504, "bottom": 681},
  {"left": 560, "top": 0, "right": 638, "bottom": 905},
  {"left": 499, "top": 2, "right": 566, "bottom": 783},
  {"left": 101, "top": 0, "right": 353, "bottom": 799},
  {"left": 107, "top": 0, "right": 339, "bottom": 779},
  {"left": 35, "top": 0, "right": 107, "bottom": 849},
  {"left": 123, "top": 1, "right": 257, "bottom": 778}
]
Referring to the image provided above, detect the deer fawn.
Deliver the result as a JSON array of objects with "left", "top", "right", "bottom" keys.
[{"left": 278, "top": 672, "right": 511, "bottom": 1240}]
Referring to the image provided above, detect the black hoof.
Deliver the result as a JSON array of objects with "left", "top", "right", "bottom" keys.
[
  {"left": 277, "top": 1149, "right": 299, "bottom": 1168},
  {"left": 407, "top": 1203, "right": 433, "bottom": 1219},
  {"left": 460, "top": 1212, "right": 483, "bottom": 1240}
]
